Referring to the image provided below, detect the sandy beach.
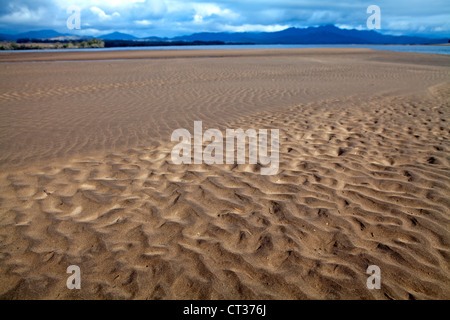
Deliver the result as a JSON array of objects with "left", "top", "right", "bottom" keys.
[{"left": 0, "top": 48, "right": 449, "bottom": 299}]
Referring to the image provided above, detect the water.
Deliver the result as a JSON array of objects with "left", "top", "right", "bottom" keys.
[
  {"left": 1, "top": 44, "right": 450, "bottom": 55},
  {"left": 349, "top": 44, "right": 450, "bottom": 55}
]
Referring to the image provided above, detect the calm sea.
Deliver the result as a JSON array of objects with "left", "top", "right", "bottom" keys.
[{"left": 2, "top": 44, "right": 450, "bottom": 55}]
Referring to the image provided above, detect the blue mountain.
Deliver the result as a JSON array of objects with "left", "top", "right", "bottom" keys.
[
  {"left": 0, "top": 25, "right": 447, "bottom": 44},
  {"left": 14, "top": 29, "right": 69, "bottom": 40},
  {"left": 174, "top": 25, "right": 447, "bottom": 44},
  {"left": 98, "top": 32, "right": 138, "bottom": 40}
]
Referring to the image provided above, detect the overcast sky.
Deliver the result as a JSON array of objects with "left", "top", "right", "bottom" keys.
[{"left": 0, "top": 0, "right": 449, "bottom": 38}]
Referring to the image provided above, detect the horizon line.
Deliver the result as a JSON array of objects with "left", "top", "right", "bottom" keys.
[{"left": 1, "top": 24, "right": 449, "bottom": 40}]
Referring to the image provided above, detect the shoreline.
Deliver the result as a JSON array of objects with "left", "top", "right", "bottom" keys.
[
  {"left": 0, "top": 47, "right": 379, "bottom": 62},
  {"left": 0, "top": 44, "right": 449, "bottom": 61}
]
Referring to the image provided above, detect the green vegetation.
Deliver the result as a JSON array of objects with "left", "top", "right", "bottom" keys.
[{"left": 0, "top": 39, "right": 105, "bottom": 50}]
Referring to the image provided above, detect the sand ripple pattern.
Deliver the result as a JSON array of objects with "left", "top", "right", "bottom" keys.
[
  {"left": 0, "top": 83, "right": 449, "bottom": 299},
  {"left": 1, "top": 49, "right": 449, "bottom": 170}
]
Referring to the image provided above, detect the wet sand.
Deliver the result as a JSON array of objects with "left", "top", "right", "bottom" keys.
[{"left": 0, "top": 48, "right": 449, "bottom": 299}]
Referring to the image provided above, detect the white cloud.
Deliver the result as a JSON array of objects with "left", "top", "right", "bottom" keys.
[
  {"left": 135, "top": 19, "right": 153, "bottom": 26},
  {"left": 223, "top": 24, "right": 289, "bottom": 32},
  {"left": 90, "top": 6, "right": 120, "bottom": 20}
]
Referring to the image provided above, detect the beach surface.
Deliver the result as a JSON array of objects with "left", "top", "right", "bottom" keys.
[{"left": 0, "top": 48, "right": 449, "bottom": 299}]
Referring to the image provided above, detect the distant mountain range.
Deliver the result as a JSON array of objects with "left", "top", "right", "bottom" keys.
[
  {"left": 172, "top": 25, "right": 448, "bottom": 45},
  {"left": 1, "top": 25, "right": 448, "bottom": 45}
]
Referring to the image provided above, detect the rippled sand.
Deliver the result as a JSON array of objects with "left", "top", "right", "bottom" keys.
[{"left": 0, "top": 48, "right": 449, "bottom": 299}]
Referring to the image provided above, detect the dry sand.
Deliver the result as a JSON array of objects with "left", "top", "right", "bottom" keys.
[{"left": 0, "top": 48, "right": 449, "bottom": 299}]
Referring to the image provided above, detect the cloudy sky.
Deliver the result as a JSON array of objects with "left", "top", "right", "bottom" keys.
[{"left": 0, "top": 0, "right": 449, "bottom": 38}]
